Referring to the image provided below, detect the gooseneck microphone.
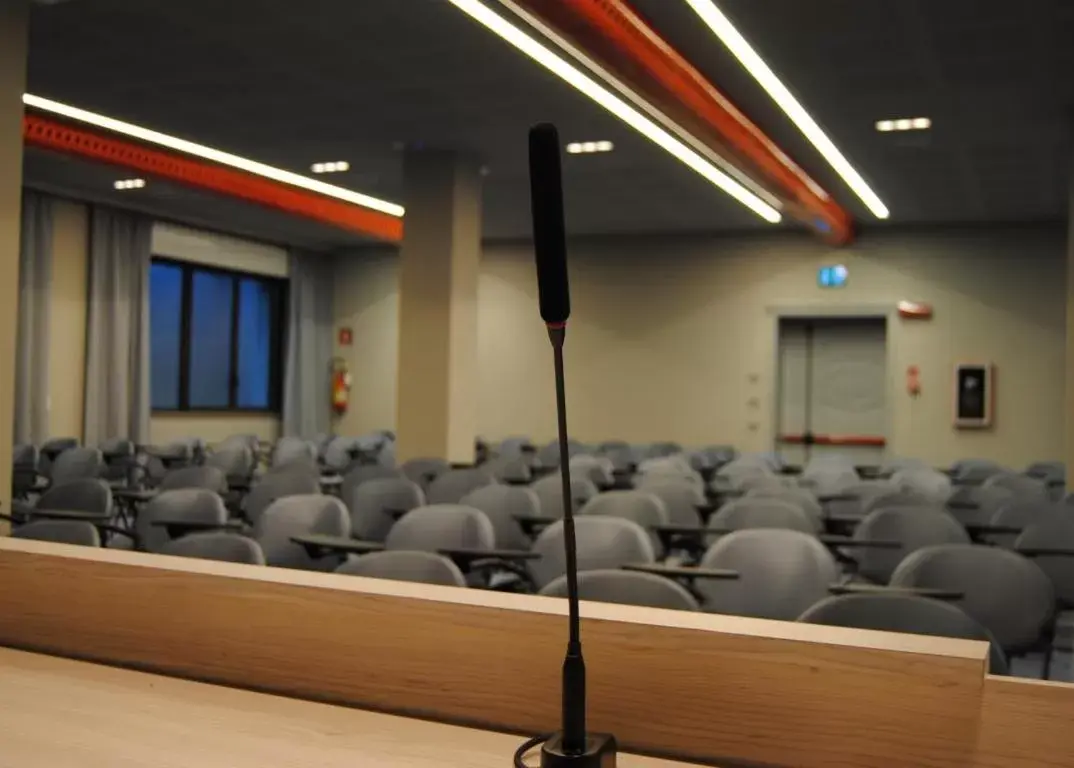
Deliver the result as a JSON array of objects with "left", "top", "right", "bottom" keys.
[{"left": 516, "top": 123, "right": 617, "bottom": 768}]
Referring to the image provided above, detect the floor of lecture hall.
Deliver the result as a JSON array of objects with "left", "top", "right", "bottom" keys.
[{"left": 0, "top": 647, "right": 690, "bottom": 768}]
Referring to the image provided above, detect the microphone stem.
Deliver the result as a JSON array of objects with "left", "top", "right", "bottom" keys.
[{"left": 548, "top": 324, "right": 586, "bottom": 754}]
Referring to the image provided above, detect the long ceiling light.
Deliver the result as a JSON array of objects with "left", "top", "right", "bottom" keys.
[
  {"left": 682, "top": 0, "right": 889, "bottom": 220},
  {"left": 446, "top": 0, "right": 781, "bottom": 223},
  {"left": 22, "top": 94, "right": 405, "bottom": 217}
]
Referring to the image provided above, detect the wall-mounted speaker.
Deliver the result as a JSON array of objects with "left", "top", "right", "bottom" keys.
[{"left": 953, "top": 363, "right": 993, "bottom": 429}]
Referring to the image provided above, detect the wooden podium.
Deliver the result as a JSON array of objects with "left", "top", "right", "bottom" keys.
[{"left": 0, "top": 538, "right": 1069, "bottom": 767}]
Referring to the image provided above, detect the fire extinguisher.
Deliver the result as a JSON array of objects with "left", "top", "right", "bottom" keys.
[{"left": 331, "top": 357, "right": 352, "bottom": 416}]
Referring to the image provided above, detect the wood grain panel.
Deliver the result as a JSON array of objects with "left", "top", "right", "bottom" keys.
[
  {"left": 974, "top": 675, "right": 1074, "bottom": 767},
  {"left": 0, "top": 539, "right": 989, "bottom": 768}
]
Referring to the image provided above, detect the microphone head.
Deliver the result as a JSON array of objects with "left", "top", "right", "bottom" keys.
[{"left": 529, "top": 123, "right": 571, "bottom": 326}]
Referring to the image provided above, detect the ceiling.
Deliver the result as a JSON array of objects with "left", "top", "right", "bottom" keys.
[{"left": 23, "top": 0, "right": 1074, "bottom": 250}]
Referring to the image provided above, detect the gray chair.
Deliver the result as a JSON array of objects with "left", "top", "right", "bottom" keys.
[
  {"left": 536, "top": 439, "right": 589, "bottom": 469},
  {"left": 892, "top": 469, "right": 952, "bottom": 504},
  {"left": 39, "top": 437, "right": 79, "bottom": 478},
  {"left": 482, "top": 455, "right": 532, "bottom": 485},
  {"left": 709, "top": 498, "right": 819, "bottom": 535},
  {"left": 945, "top": 485, "right": 1014, "bottom": 527},
  {"left": 983, "top": 472, "right": 1048, "bottom": 500},
  {"left": 159, "top": 532, "right": 265, "bottom": 565},
  {"left": 709, "top": 462, "right": 775, "bottom": 494},
  {"left": 335, "top": 550, "right": 466, "bottom": 587},
  {"left": 570, "top": 455, "right": 614, "bottom": 489},
  {"left": 12, "top": 519, "right": 101, "bottom": 547},
  {"left": 426, "top": 468, "right": 496, "bottom": 505},
  {"left": 99, "top": 438, "right": 137, "bottom": 486},
  {"left": 990, "top": 500, "right": 1064, "bottom": 549},
  {"left": 160, "top": 465, "right": 229, "bottom": 494},
  {"left": 531, "top": 474, "right": 599, "bottom": 520},
  {"left": 12, "top": 444, "right": 39, "bottom": 498},
  {"left": 636, "top": 480, "right": 705, "bottom": 527},
  {"left": 205, "top": 445, "right": 255, "bottom": 487},
  {"left": 272, "top": 437, "right": 317, "bottom": 468},
  {"left": 322, "top": 436, "right": 361, "bottom": 473},
  {"left": 540, "top": 569, "right": 699, "bottom": 611},
  {"left": 400, "top": 457, "right": 451, "bottom": 489},
  {"left": 747, "top": 486, "right": 824, "bottom": 528},
  {"left": 23, "top": 478, "right": 112, "bottom": 517},
  {"left": 253, "top": 495, "right": 350, "bottom": 570},
  {"left": 799, "top": 465, "right": 858, "bottom": 497},
  {"left": 798, "top": 593, "right": 1008, "bottom": 674},
  {"left": 460, "top": 484, "right": 540, "bottom": 551},
  {"left": 342, "top": 464, "right": 404, "bottom": 490},
  {"left": 1026, "top": 461, "right": 1065, "bottom": 500},
  {"left": 136, "top": 488, "right": 228, "bottom": 553},
  {"left": 822, "top": 480, "right": 897, "bottom": 522},
  {"left": 580, "top": 490, "right": 668, "bottom": 558},
  {"left": 343, "top": 476, "right": 424, "bottom": 542},
  {"left": 851, "top": 505, "right": 970, "bottom": 584},
  {"left": 891, "top": 544, "right": 1055, "bottom": 656},
  {"left": 950, "top": 459, "right": 1004, "bottom": 486},
  {"left": 695, "top": 529, "right": 839, "bottom": 620},
  {"left": 644, "top": 442, "right": 683, "bottom": 460},
  {"left": 1015, "top": 517, "right": 1074, "bottom": 608},
  {"left": 498, "top": 436, "right": 536, "bottom": 457},
  {"left": 242, "top": 470, "right": 321, "bottom": 526},
  {"left": 597, "top": 441, "right": 638, "bottom": 473},
  {"left": 635, "top": 461, "right": 704, "bottom": 491},
  {"left": 864, "top": 488, "right": 933, "bottom": 517},
  {"left": 529, "top": 517, "right": 655, "bottom": 591},
  {"left": 386, "top": 505, "right": 495, "bottom": 553},
  {"left": 50, "top": 447, "right": 103, "bottom": 486}
]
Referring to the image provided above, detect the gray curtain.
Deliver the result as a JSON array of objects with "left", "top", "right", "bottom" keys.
[
  {"left": 14, "top": 191, "right": 53, "bottom": 445},
  {"left": 83, "top": 207, "right": 152, "bottom": 445},
  {"left": 283, "top": 251, "right": 335, "bottom": 437}
]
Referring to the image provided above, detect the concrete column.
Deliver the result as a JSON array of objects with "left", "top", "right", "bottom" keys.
[
  {"left": 395, "top": 151, "right": 481, "bottom": 464},
  {"left": 0, "top": 1, "right": 28, "bottom": 522}
]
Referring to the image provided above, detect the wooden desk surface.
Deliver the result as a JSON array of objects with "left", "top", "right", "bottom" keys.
[{"left": 0, "top": 647, "right": 690, "bottom": 768}]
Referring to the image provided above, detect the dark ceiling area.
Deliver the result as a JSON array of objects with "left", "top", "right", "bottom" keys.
[{"left": 23, "top": 0, "right": 1074, "bottom": 250}]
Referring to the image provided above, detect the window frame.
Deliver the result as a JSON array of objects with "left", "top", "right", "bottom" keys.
[{"left": 150, "top": 256, "right": 287, "bottom": 414}]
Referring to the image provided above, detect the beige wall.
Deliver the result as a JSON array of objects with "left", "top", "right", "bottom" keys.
[
  {"left": 150, "top": 413, "right": 280, "bottom": 446},
  {"left": 334, "top": 225, "right": 1067, "bottom": 468},
  {"left": 47, "top": 200, "right": 88, "bottom": 441}
]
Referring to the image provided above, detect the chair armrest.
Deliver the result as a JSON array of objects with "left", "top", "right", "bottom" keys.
[
  {"left": 511, "top": 515, "right": 554, "bottom": 535},
  {"left": 964, "top": 523, "right": 1023, "bottom": 535},
  {"left": 621, "top": 563, "right": 739, "bottom": 581},
  {"left": 438, "top": 548, "right": 541, "bottom": 564},
  {"left": 828, "top": 583, "right": 963, "bottom": 600},
  {"left": 1017, "top": 547, "right": 1074, "bottom": 558},
  {"left": 817, "top": 493, "right": 857, "bottom": 503},
  {"left": 289, "top": 534, "right": 385, "bottom": 558},
  {"left": 21, "top": 509, "right": 111, "bottom": 522},
  {"left": 818, "top": 535, "right": 900, "bottom": 549},
  {"left": 112, "top": 488, "right": 158, "bottom": 503},
  {"left": 151, "top": 519, "right": 243, "bottom": 538}
]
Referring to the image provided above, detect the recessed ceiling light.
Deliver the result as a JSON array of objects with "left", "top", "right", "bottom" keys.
[
  {"left": 444, "top": 0, "right": 780, "bottom": 223},
  {"left": 22, "top": 94, "right": 404, "bottom": 217},
  {"left": 565, "top": 140, "right": 615, "bottom": 155},
  {"left": 874, "top": 117, "right": 932, "bottom": 133},
  {"left": 113, "top": 178, "right": 146, "bottom": 190},
  {"left": 311, "top": 160, "right": 350, "bottom": 174},
  {"left": 683, "top": 0, "right": 889, "bottom": 220}
]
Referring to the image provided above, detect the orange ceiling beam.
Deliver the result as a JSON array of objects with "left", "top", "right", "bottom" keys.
[
  {"left": 23, "top": 114, "right": 403, "bottom": 243},
  {"left": 511, "top": 0, "right": 853, "bottom": 243}
]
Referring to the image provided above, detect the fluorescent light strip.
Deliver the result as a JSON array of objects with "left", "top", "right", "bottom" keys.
[
  {"left": 683, "top": 0, "right": 889, "bottom": 220},
  {"left": 448, "top": 0, "right": 781, "bottom": 223},
  {"left": 23, "top": 94, "right": 404, "bottom": 217}
]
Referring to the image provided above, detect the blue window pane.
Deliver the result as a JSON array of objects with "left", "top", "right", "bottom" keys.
[
  {"left": 188, "top": 271, "right": 234, "bottom": 408},
  {"left": 149, "top": 262, "right": 183, "bottom": 409},
  {"left": 237, "top": 278, "right": 273, "bottom": 408}
]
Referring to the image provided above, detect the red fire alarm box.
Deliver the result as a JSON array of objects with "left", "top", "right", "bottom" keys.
[
  {"left": 338, "top": 327, "right": 353, "bottom": 346},
  {"left": 898, "top": 301, "right": 934, "bottom": 319}
]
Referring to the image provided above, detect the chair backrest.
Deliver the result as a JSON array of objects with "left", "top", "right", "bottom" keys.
[
  {"left": 243, "top": 470, "right": 321, "bottom": 526},
  {"left": 991, "top": 500, "right": 1064, "bottom": 549},
  {"left": 531, "top": 474, "right": 599, "bottom": 519},
  {"left": 799, "top": 465, "right": 858, "bottom": 496},
  {"left": 36, "top": 478, "right": 112, "bottom": 516},
  {"left": 137, "top": 488, "right": 228, "bottom": 553},
  {"left": 482, "top": 455, "right": 532, "bottom": 485},
  {"left": 344, "top": 476, "right": 425, "bottom": 542},
  {"left": 950, "top": 459, "right": 1004, "bottom": 484},
  {"left": 634, "top": 480, "right": 705, "bottom": 527},
  {"left": 892, "top": 469, "right": 952, "bottom": 504},
  {"left": 12, "top": 520, "right": 100, "bottom": 547},
  {"left": 539, "top": 569, "right": 699, "bottom": 611},
  {"left": 945, "top": 485, "right": 1014, "bottom": 527},
  {"left": 426, "top": 468, "right": 496, "bottom": 505},
  {"left": 747, "top": 487, "right": 824, "bottom": 527},
  {"left": 498, "top": 436, "right": 535, "bottom": 457},
  {"left": 342, "top": 464, "right": 404, "bottom": 492},
  {"left": 798, "top": 594, "right": 1008, "bottom": 674},
  {"left": 50, "top": 447, "right": 103, "bottom": 486},
  {"left": 322, "top": 436, "right": 361, "bottom": 472},
  {"left": 598, "top": 442, "right": 638, "bottom": 473},
  {"left": 697, "top": 529, "right": 839, "bottom": 620},
  {"left": 710, "top": 498, "right": 819, "bottom": 534},
  {"left": 272, "top": 437, "right": 317, "bottom": 468},
  {"left": 400, "top": 457, "right": 451, "bottom": 488},
  {"left": 160, "top": 465, "right": 229, "bottom": 494},
  {"left": 891, "top": 544, "right": 1055, "bottom": 651},
  {"left": 1015, "top": 517, "right": 1074, "bottom": 607},
  {"left": 536, "top": 439, "right": 589, "bottom": 469},
  {"left": 823, "top": 480, "right": 897, "bottom": 521},
  {"left": 385, "top": 505, "right": 496, "bottom": 552},
  {"left": 852, "top": 505, "right": 970, "bottom": 583},
  {"left": 335, "top": 550, "right": 466, "bottom": 587},
  {"left": 644, "top": 442, "right": 683, "bottom": 460},
  {"left": 159, "top": 532, "right": 266, "bottom": 565},
  {"left": 219, "top": 434, "right": 260, "bottom": 453},
  {"left": 569, "top": 455, "right": 614, "bottom": 488},
  {"left": 12, "top": 444, "right": 39, "bottom": 496},
  {"left": 205, "top": 445, "right": 255, "bottom": 484},
  {"left": 98, "top": 438, "right": 134, "bottom": 459},
  {"left": 460, "top": 484, "right": 540, "bottom": 551},
  {"left": 530, "top": 517, "right": 655, "bottom": 590},
  {"left": 253, "top": 495, "right": 350, "bottom": 569},
  {"left": 982, "top": 472, "right": 1049, "bottom": 500},
  {"left": 863, "top": 488, "right": 932, "bottom": 516},
  {"left": 580, "top": 490, "right": 669, "bottom": 558},
  {"left": 1026, "top": 461, "right": 1065, "bottom": 484}
]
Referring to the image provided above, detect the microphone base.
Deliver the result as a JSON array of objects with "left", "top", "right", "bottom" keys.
[{"left": 540, "top": 732, "right": 618, "bottom": 768}]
